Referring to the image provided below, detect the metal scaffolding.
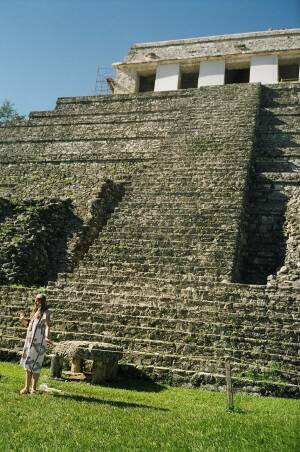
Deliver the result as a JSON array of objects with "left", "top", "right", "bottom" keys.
[{"left": 94, "top": 66, "right": 115, "bottom": 95}]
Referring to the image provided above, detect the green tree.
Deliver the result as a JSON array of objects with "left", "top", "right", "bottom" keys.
[{"left": 0, "top": 100, "right": 25, "bottom": 124}]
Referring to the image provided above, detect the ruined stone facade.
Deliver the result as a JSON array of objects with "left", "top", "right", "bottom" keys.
[
  {"left": 0, "top": 30, "right": 299, "bottom": 395},
  {"left": 114, "top": 29, "right": 300, "bottom": 94}
]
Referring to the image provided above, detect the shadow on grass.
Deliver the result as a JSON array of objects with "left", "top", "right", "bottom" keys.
[
  {"left": 52, "top": 392, "right": 169, "bottom": 412},
  {"left": 103, "top": 376, "right": 167, "bottom": 393}
]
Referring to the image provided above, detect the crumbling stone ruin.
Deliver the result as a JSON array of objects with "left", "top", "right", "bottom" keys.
[{"left": 0, "top": 29, "right": 299, "bottom": 396}]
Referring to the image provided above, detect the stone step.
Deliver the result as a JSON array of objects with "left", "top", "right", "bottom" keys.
[
  {"left": 265, "top": 147, "right": 300, "bottom": 162},
  {"left": 120, "top": 354, "right": 300, "bottom": 387},
  {"left": 0, "top": 143, "right": 252, "bottom": 164},
  {"left": 114, "top": 207, "right": 241, "bottom": 217},
  {"left": 69, "top": 262, "right": 228, "bottom": 277},
  {"left": 101, "top": 222, "right": 239, "bottom": 233},
  {"left": 92, "top": 227, "right": 238, "bottom": 240},
  {"left": 72, "top": 266, "right": 229, "bottom": 282},
  {"left": 119, "top": 197, "right": 244, "bottom": 207},
  {"left": 77, "top": 263, "right": 232, "bottom": 276},
  {"left": 262, "top": 106, "right": 300, "bottom": 118},
  {"left": 262, "top": 92, "right": 300, "bottom": 102},
  {"left": 89, "top": 230, "right": 236, "bottom": 244},
  {"left": 255, "top": 172, "right": 300, "bottom": 184},
  {"left": 1, "top": 325, "right": 298, "bottom": 369},
  {"left": 3, "top": 301, "right": 296, "bottom": 331},
  {"left": 26, "top": 115, "right": 236, "bottom": 131},
  {"left": 1, "top": 323, "right": 298, "bottom": 381},
  {"left": 2, "top": 322, "right": 299, "bottom": 374},
  {"left": 2, "top": 290, "right": 293, "bottom": 313},
  {"left": 122, "top": 187, "right": 246, "bottom": 196},
  {"left": 63, "top": 288, "right": 291, "bottom": 309},
  {"left": 123, "top": 171, "right": 248, "bottom": 181},
  {"left": 1, "top": 318, "right": 299, "bottom": 372},
  {"left": 1, "top": 332, "right": 298, "bottom": 388},
  {"left": 88, "top": 239, "right": 236, "bottom": 250},
  {"left": 95, "top": 232, "right": 237, "bottom": 243},
  {"left": 125, "top": 188, "right": 247, "bottom": 197},
  {"left": 257, "top": 130, "right": 300, "bottom": 143},
  {"left": 0, "top": 139, "right": 162, "bottom": 161},
  {"left": 110, "top": 210, "right": 241, "bottom": 221},
  {"left": 91, "top": 237, "right": 236, "bottom": 248},
  {"left": 35, "top": 92, "right": 237, "bottom": 115},
  {"left": 83, "top": 250, "right": 235, "bottom": 263},
  {"left": 1, "top": 291, "right": 274, "bottom": 316},
  {"left": 0, "top": 120, "right": 196, "bottom": 141},
  {"left": 59, "top": 271, "right": 224, "bottom": 287},
  {"left": 255, "top": 159, "right": 300, "bottom": 172},
  {"left": 89, "top": 234, "right": 237, "bottom": 246},
  {"left": 47, "top": 286, "right": 294, "bottom": 307},
  {"left": 90, "top": 237, "right": 235, "bottom": 250},
  {"left": 0, "top": 128, "right": 251, "bottom": 147},
  {"left": 108, "top": 210, "right": 241, "bottom": 220},
  {"left": 258, "top": 118, "right": 300, "bottom": 129},
  {"left": 49, "top": 277, "right": 268, "bottom": 295},
  {"left": 27, "top": 106, "right": 300, "bottom": 128},
  {"left": 0, "top": 164, "right": 248, "bottom": 177},
  {"left": 28, "top": 109, "right": 202, "bottom": 125},
  {"left": 262, "top": 88, "right": 300, "bottom": 107},
  {"left": 54, "top": 88, "right": 245, "bottom": 113},
  {"left": 2, "top": 306, "right": 297, "bottom": 344},
  {"left": 58, "top": 271, "right": 226, "bottom": 286}
]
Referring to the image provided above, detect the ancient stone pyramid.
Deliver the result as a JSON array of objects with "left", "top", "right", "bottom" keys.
[{"left": 0, "top": 83, "right": 299, "bottom": 395}]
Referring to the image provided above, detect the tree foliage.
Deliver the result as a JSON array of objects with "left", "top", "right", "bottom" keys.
[{"left": 0, "top": 100, "right": 25, "bottom": 124}]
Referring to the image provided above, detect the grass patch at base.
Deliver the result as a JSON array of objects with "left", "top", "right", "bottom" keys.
[{"left": 0, "top": 362, "right": 299, "bottom": 451}]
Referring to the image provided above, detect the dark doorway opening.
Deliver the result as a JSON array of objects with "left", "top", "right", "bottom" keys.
[
  {"left": 139, "top": 74, "right": 156, "bottom": 92},
  {"left": 180, "top": 71, "right": 199, "bottom": 89},
  {"left": 225, "top": 68, "right": 250, "bottom": 84},
  {"left": 278, "top": 64, "right": 299, "bottom": 82}
]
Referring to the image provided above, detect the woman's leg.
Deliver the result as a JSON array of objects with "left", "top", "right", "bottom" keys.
[
  {"left": 32, "top": 372, "right": 40, "bottom": 392},
  {"left": 20, "top": 370, "right": 32, "bottom": 394}
]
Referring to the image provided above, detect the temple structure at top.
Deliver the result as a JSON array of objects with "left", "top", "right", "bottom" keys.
[{"left": 113, "top": 28, "right": 300, "bottom": 94}]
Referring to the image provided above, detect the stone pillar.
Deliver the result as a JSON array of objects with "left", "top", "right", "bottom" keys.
[
  {"left": 71, "top": 357, "right": 82, "bottom": 373},
  {"left": 50, "top": 354, "right": 63, "bottom": 379},
  {"left": 250, "top": 55, "right": 278, "bottom": 84},
  {"left": 198, "top": 60, "right": 225, "bottom": 86},
  {"left": 114, "top": 67, "right": 139, "bottom": 94},
  {"left": 154, "top": 64, "right": 180, "bottom": 92}
]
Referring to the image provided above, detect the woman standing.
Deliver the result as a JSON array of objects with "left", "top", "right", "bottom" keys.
[{"left": 19, "top": 293, "right": 52, "bottom": 394}]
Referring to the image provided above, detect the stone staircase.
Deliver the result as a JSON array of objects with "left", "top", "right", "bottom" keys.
[
  {"left": 0, "top": 281, "right": 299, "bottom": 394},
  {"left": 0, "top": 84, "right": 299, "bottom": 395},
  {"left": 239, "top": 83, "right": 300, "bottom": 286}
]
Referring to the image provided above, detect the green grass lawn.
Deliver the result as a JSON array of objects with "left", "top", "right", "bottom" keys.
[{"left": 0, "top": 362, "right": 299, "bottom": 452}]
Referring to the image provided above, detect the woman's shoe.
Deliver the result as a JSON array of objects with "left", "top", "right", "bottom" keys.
[{"left": 20, "top": 388, "right": 30, "bottom": 395}]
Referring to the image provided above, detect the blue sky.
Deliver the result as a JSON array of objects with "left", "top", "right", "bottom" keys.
[{"left": 1, "top": 0, "right": 299, "bottom": 115}]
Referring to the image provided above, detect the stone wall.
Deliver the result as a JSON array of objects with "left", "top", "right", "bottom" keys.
[
  {"left": 0, "top": 198, "right": 77, "bottom": 285},
  {"left": 0, "top": 180, "right": 124, "bottom": 285}
]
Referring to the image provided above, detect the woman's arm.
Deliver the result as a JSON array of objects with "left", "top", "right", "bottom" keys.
[
  {"left": 45, "top": 311, "right": 53, "bottom": 346},
  {"left": 19, "top": 311, "right": 29, "bottom": 328}
]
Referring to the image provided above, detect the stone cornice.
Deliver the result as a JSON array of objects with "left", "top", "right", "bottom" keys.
[{"left": 131, "top": 28, "right": 300, "bottom": 49}]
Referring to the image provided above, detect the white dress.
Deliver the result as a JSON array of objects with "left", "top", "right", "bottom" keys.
[{"left": 20, "top": 310, "right": 49, "bottom": 374}]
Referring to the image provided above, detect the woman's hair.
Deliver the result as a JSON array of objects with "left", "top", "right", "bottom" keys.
[{"left": 31, "top": 293, "right": 48, "bottom": 318}]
